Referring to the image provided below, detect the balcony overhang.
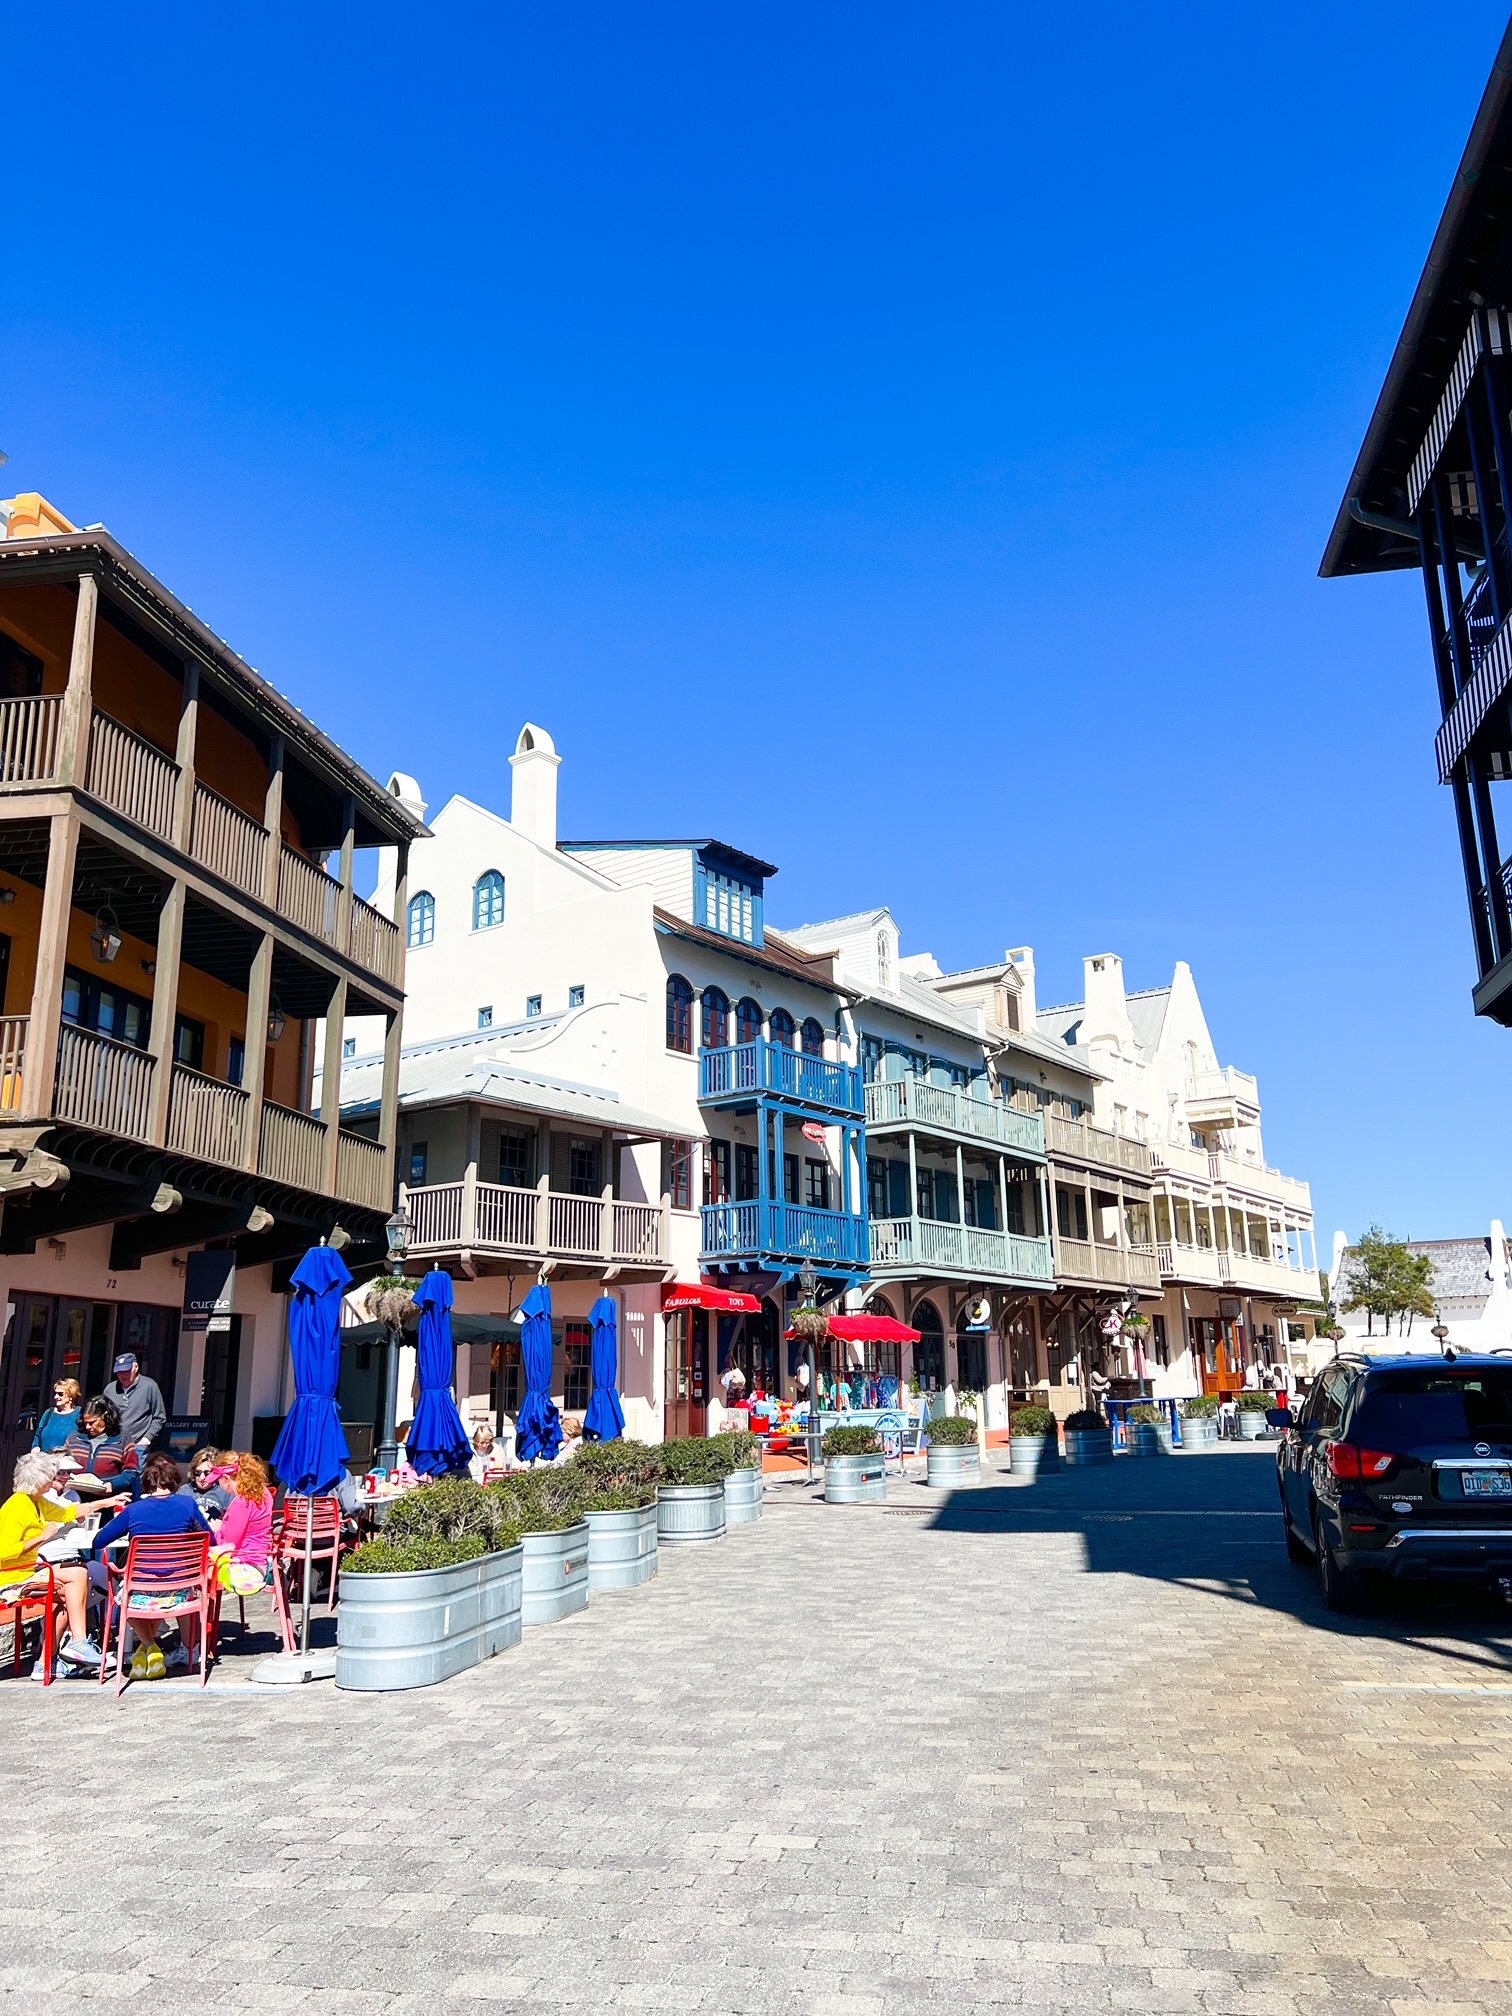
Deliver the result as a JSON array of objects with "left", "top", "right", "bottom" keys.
[{"left": 1472, "top": 946, "right": 1512, "bottom": 1025}]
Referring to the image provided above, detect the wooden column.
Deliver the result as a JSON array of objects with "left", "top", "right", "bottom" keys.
[
  {"left": 463, "top": 1101, "right": 481, "bottom": 1247},
  {"left": 320, "top": 977, "right": 348, "bottom": 1194},
  {"left": 337, "top": 791, "right": 356, "bottom": 957},
  {"left": 378, "top": 1007, "right": 403, "bottom": 1181},
  {"left": 172, "top": 663, "right": 200, "bottom": 852},
  {"left": 262, "top": 735, "right": 285, "bottom": 909},
  {"left": 57, "top": 575, "right": 98, "bottom": 787},
  {"left": 240, "top": 930, "right": 275, "bottom": 1174},
  {"left": 145, "top": 879, "right": 187, "bottom": 1147},
  {"left": 22, "top": 813, "right": 80, "bottom": 1121}
]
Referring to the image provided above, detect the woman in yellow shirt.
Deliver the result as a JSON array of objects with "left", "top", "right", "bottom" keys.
[{"left": 0, "top": 1450, "right": 111, "bottom": 1673}]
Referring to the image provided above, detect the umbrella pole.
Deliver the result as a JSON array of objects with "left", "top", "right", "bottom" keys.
[
  {"left": 300, "top": 1491, "right": 314, "bottom": 1658},
  {"left": 807, "top": 1341, "right": 818, "bottom": 1484}
]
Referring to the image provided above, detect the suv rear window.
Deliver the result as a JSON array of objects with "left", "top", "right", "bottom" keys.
[{"left": 1352, "top": 1369, "right": 1512, "bottom": 1446}]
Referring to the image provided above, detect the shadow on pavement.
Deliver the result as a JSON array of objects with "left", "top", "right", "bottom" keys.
[{"left": 924, "top": 1448, "right": 1512, "bottom": 1675}]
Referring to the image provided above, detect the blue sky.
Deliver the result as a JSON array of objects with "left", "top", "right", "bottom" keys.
[{"left": 6, "top": 4, "right": 1511, "bottom": 1247}]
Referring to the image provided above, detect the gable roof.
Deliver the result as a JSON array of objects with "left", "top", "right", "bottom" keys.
[
  {"left": 654, "top": 909, "right": 852, "bottom": 994},
  {"left": 1037, "top": 984, "right": 1171, "bottom": 1062},
  {"left": 563, "top": 839, "right": 778, "bottom": 881},
  {"left": 1339, "top": 1235, "right": 1510, "bottom": 1302}
]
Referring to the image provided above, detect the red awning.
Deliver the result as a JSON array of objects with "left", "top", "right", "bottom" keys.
[
  {"left": 783, "top": 1314, "right": 921, "bottom": 1344},
  {"left": 662, "top": 1282, "right": 762, "bottom": 1315}
]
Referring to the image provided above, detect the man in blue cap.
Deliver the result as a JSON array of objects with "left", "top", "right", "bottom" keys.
[{"left": 103, "top": 1351, "right": 167, "bottom": 1456}]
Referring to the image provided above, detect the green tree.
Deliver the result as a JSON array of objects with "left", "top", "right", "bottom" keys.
[{"left": 1339, "top": 1226, "right": 1437, "bottom": 1337}]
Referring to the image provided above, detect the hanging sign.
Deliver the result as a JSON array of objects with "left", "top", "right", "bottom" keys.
[
  {"left": 964, "top": 1294, "right": 993, "bottom": 1331},
  {"left": 801, "top": 1122, "right": 828, "bottom": 1144},
  {"left": 183, "top": 1250, "right": 236, "bottom": 1335},
  {"left": 1101, "top": 1313, "right": 1123, "bottom": 1336}
]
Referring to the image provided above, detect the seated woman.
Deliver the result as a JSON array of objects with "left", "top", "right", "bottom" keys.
[
  {"left": 180, "top": 1448, "right": 234, "bottom": 1521},
  {"left": 91, "top": 1455, "right": 212, "bottom": 1682},
  {"left": 0, "top": 1450, "right": 109, "bottom": 1676},
  {"left": 63, "top": 1396, "right": 140, "bottom": 1498},
  {"left": 32, "top": 1378, "right": 82, "bottom": 1453},
  {"left": 209, "top": 1453, "right": 274, "bottom": 1604},
  {"left": 554, "top": 1414, "right": 584, "bottom": 1462},
  {"left": 468, "top": 1425, "right": 508, "bottom": 1482}
]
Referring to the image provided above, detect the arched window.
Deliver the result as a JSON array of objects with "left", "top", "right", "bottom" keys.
[
  {"left": 666, "top": 975, "right": 694, "bottom": 1054},
  {"left": 701, "top": 986, "right": 730, "bottom": 1051},
  {"left": 913, "top": 1299, "right": 945, "bottom": 1393},
  {"left": 472, "top": 870, "right": 505, "bottom": 931},
  {"left": 736, "top": 997, "right": 761, "bottom": 1045},
  {"left": 876, "top": 930, "right": 892, "bottom": 989},
  {"left": 407, "top": 891, "right": 435, "bottom": 948},
  {"left": 800, "top": 1017, "right": 825, "bottom": 1057},
  {"left": 769, "top": 1007, "right": 795, "bottom": 1048}
]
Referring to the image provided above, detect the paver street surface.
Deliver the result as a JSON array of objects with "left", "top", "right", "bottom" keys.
[{"left": 6, "top": 1445, "right": 1512, "bottom": 2015}]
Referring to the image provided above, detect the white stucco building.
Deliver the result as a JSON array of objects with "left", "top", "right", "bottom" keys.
[{"left": 1325, "top": 1223, "right": 1512, "bottom": 1358}]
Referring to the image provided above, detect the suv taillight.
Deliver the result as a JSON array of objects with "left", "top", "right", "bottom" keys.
[{"left": 1326, "top": 1442, "right": 1395, "bottom": 1480}]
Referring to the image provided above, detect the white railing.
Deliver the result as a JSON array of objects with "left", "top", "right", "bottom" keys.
[
  {"left": 53, "top": 1025, "right": 154, "bottom": 1139},
  {"left": 349, "top": 895, "right": 402, "bottom": 986},
  {"left": 277, "top": 845, "right": 342, "bottom": 947},
  {"left": 1208, "top": 1151, "right": 1313, "bottom": 1211},
  {"left": 868, "top": 1213, "right": 1053, "bottom": 1282},
  {"left": 0, "top": 695, "right": 61, "bottom": 786},
  {"left": 336, "top": 1130, "right": 389, "bottom": 1211},
  {"left": 1155, "top": 1241, "right": 1224, "bottom": 1285},
  {"left": 190, "top": 782, "right": 268, "bottom": 899},
  {"left": 0, "top": 1015, "right": 26, "bottom": 1113},
  {"left": 864, "top": 1076, "right": 1044, "bottom": 1155},
  {"left": 1186, "top": 1066, "right": 1260, "bottom": 1110},
  {"left": 1045, "top": 1112, "right": 1153, "bottom": 1176},
  {"left": 406, "top": 1179, "right": 670, "bottom": 1268},
  {"left": 86, "top": 711, "right": 179, "bottom": 840},
  {"left": 259, "top": 1101, "right": 327, "bottom": 1193},
  {"left": 167, "top": 1065, "right": 249, "bottom": 1167}
]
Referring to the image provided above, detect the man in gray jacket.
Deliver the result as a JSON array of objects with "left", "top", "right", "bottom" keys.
[{"left": 104, "top": 1352, "right": 167, "bottom": 1455}]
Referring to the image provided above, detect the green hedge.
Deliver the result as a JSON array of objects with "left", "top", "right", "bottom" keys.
[
  {"left": 345, "top": 1534, "right": 489, "bottom": 1575},
  {"left": 1129, "top": 1403, "right": 1164, "bottom": 1425},
  {"left": 822, "top": 1425, "right": 880, "bottom": 1457},
  {"left": 485, "top": 1468, "right": 590, "bottom": 1533},
  {"left": 1009, "top": 1406, "right": 1055, "bottom": 1437},
  {"left": 381, "top": 1478, "right": 521, "bottom": 1553},
  {"left": 710, "top": 1428, "right": 762, "bottom": 1471},
  {"left": 1180, "top": 1394, "right": 1220, "bottom": 1418},
  {"left": 1063, "top": 1410, "right": 1108, "bottom": 1432},
  {"left": 568, "top": 1438, "right": 664, "bottom": 1507},
  {"left": 659, "top": 1435, "right": 736, "bottom": 1486},
  {"left": 927, "top": 1415, "right": 979, "bottom": 1446},
  {"left": 1236, "top": 1389, "right": 1273, "bottom": 1412}
]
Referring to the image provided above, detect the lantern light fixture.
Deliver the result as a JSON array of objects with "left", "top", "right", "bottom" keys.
[{"left": 89, "top": 905, "right": 122, "bottom": 964}]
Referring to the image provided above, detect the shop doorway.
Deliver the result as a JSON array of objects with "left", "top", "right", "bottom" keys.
[
  {"left": 956, "top": 1316, "right": 989, "bottom": 1394},
  {"left": 202, "top": 1317, "right": 243, "bottom": 1449},
  {"left": 0, "top": 1294, "right": 115, "bottom": 1479},
  {"left": 1193, "top": 1313, "right": 1244, "bottom": 1394},
  {"left": 913, "top": 1300, "right": 945, "bottom": 1393},
  {"left": 664, "top": 1308, "right": 708, "bottom": 1439},
  {"left": 723, "top": 1298, "right": 781, "bottom": 1401},
  {"left": 1003, "top": 1299, "right": 1039, "bottom": 1391}
]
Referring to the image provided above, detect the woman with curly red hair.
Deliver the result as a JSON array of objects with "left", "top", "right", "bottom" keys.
[{"left": 210, "top": 1452, "right": 274, "bottom": 1596}]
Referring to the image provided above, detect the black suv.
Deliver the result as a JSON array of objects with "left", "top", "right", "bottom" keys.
[{"left": 1278, "top": 1353, "right": 1512, "bottom": 1609}]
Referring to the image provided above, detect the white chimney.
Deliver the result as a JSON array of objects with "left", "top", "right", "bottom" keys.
[
  {"left": 1081, "top": 952, "right": 1130, "bottom": 1053},
  {"left": 510, "top": 723, "right": 560, "bottom": 848},
  {"left": 1006, "top": 946, "right": 1037, "bottom": 1026}
]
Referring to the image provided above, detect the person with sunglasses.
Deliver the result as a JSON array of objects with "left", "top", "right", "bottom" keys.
[
  {"left": 32, "top": 1379, "right": 82, "bottom": 1454},
  {"left": 179, "top": 1448, "right": 234, "bottom": 1521}
]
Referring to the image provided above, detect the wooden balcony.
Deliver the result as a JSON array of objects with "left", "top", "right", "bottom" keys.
[
  {"left": 1045, "top": 1112, "right": 1151, "bottom": 1177},
  {"left": 867, "top": 1212, "right": 1052, "bottom": 1284},
  {"left": 1156, "top": 1241, "right": 1223, "bottom": 1285},
  {"left": 52, "top": 1024, "right": 155, "bottom": 1140},
  {"left": 167, "top": 1065, "right": 249, "bottom": 1168},
  {"left": 259, "top": 1101, "right": 328, "bottom": 1192},
  {"left": 86, "top": 710, "right": 179, "bottom": 842},
  {"left": 0, "top": 1017, "right": 26, "bottom": 1112},
  {"left": 406, "top": 1177, "right": 670, "bottom": 1278},
  {"left": 866, "top": 1077, "right": 1045, "bottom": 1157},
  {"left": 1054, "top": 1235, "right": 1161, "bottom": 1290},
  {"left": 699, "top": 1040, "right": 864, "bottom": 1117},
  {"left": 190, "top": 781, "right": 268, "bottom": 899},
  {"left": 0, "top": 696, "right": 62, "bottom": 788},
  {"left": 336, "top": 1129, "right": 390, "bottom": 1212}
]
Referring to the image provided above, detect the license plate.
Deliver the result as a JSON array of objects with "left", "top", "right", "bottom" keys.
[{"left": 1463, "top": 1469, "right": 1512, "bottom": 1498}]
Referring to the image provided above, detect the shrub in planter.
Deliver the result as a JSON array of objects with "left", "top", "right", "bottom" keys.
[
  {"left": 1180, "top": 1395, "right": 1220, "bottom": 1418},
  {"left": 1129, "top": 1404, "right": 1163, "bottom": 1426},
  {"left": 927, "top": 1415, "right": 980, "bottom": 1446},
  {"left": 823, "top": 1425, "right": 881, "bottom": 1457},
  {"left": 1064, "top": 1410, "right": 1108, "bottom": 1433},
  {"left": 1010, "top": 1406, "right": 1056, "bottom": 1438},
  {"left": 346, "top": 1533, "right": 493, "bottom": 1575},
  {"left": 382, "top": 1478, "right": 519, "bottom": 1552},
  {"left": 1235, "top": 1389, "right": 1273, "bottom": 1413},
  {"left": 710, "top": 1429, "right": 762, "bottom": 1471},
  {"left": 567, "top": 1438, "right": 664, "bottom": 1504},
  {"left": 660, "top": 1435, "right": 736, "bottom": 1486},
  {"left": 486, "top": 1468, "right": 590, "bottom": 1534}
]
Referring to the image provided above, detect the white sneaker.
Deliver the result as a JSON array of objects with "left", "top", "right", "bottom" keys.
[
  {"left": 58, "top": 1637, "right": 103, "bottom": 1670},
  {"left": 29, "top": 1656, "right": 67, "bottom": 1682},
  {"left": 164, "top": 1645, "right": 190, "bottom": 1675}
]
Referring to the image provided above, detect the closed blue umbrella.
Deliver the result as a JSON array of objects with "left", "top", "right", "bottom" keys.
[
  {"left": 515, "top": 1283, "right": 561, "bottom": 1463},
  {"left": 271, "top": 1245, "right": 352, "bottom": 1495},
  {"left": 583, "top": 1295, "right": 625, "bottom": 1443},
  {"left": 408, "top": 1270, "right": 473, "bottom": 1478}
]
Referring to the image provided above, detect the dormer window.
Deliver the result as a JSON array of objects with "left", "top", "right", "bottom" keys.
[
  {"left": 695, "top": 855, "right": 762, "bottom": 945},
  {"left": 876, "top": 931, "right": 892, "bottom": 989}
]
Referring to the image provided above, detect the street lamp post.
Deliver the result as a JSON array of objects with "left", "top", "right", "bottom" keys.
[
  {"left": 377, "top": 1204, "right": 412, "bottom": 1469},
  {"left": 796, "top": 1259, "right": 822, "bottom": 1483}
]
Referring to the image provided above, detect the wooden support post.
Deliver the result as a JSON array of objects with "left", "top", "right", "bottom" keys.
[
  {"left": 601, "top": 1181, "right": 615, "bottom": 1263},
  {"left": 23, "top": 813, "right": 80, "bottom": 1122},
  {"left": 320, "top": 977, "right": 348, "bottom": 1195},
  {"left": 145, "top": 878, "right": 187, "bottom": 1149},
  {"left": 241, "top": 931, "right": 274, "bottom": 1174},
  {"left": 535, "top": 1171, "right": 551, "bottom": 1256},
  {"left": 379, "top": 1008, "right": 403, "bottom": 1179},
  {"left": 337, "top": 791, "right": 356, "bottom": 957},
  {"left": 173, "top": 663, "right": 200, "bottom": 852},
  {"left": 58, "top": 576, "right": 98, "bottom": 787},
  {"left": 262, "top": 735, "right": 285, "bottom": 909}
]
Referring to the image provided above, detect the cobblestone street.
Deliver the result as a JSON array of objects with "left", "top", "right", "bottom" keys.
[{"left": 6, "top": 1445, "right": 1512, "bottom": 2015}]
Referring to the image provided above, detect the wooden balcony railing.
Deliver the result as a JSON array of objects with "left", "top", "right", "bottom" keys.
[
  {"left": 190, "top": 781, "right": 268, "bottom": 900},
  {"left": 349, "top": 893, "right": 402, "bottom": 986},
  {"left": 277, "top": 845, "right": 343, "bottom": 947},
  {"left": 167, "top": 1065, "right": 249, "bottom": 1168},
  {"left": 0, "top": 695, "right": 61, "bottom": 787},
  {"left": 259, "top": 1101, "right": 328, "bottom": 1193},
  {"left": 86, "top": 711, "right": 179, "bottom": 841},
  {"left": 1045, "top": 1112, "right": 1152, "bottom": 1176},
  {"left": 407, "top": 1178, "right": 671, "bottom": 1271},
  {"left": 1055, "top": 1236, "right": 1160, "bottom": 1288},
  {"left": 0, "top": 1015, "right": 26, "bottom": 1112},
  {"left": 1156, "top": 1241, "right": 1223, "bottom": 1285},
  {"left": 336, "top": 1129, "right": 390, "bottom": 1211},
  {"left": 53, "top": 1024, "right": 155, "bottom": 1139}
]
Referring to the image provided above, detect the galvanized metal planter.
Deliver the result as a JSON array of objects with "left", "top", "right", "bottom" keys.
[
  {"left": 1063, "top": 1428, "right": 1113, "bottom": 1467},
  {"left": 925, "top": 1441, "right": 981, "bottom": 1488},
  {"left": 1238, "top": 1411, "right": 1269, "bottom": 1441},
  {"left": 824, "top": 1452, "right": 887, "bottom": 1504},
  {"left": 1180, "top": 1415, "right": 1219, "bottom": 1450},
  {"left": 521, "top": 1521, "right": 590, "bottom": 1625},
  {"left": 584, "top": 1503, "right": 658, "bottom": 1591},
  {"left": 1009, "top": 1433, "right": 1058, "bottom": 1478},
  {"left": 1126, "top": 1421, "right": 1168, "bottom": 1458},
  {"left": 335, "top": 1544, "right": 523, "bottom": 1693},
  {"left": 723, "top": 1465, "right": 764, "bottom": 1525},
  {"left": 657, "top": 1482, "right": 727, "bottom": 1545}
]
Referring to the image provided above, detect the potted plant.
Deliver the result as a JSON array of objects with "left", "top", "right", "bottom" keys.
[
  {"left": 711, "top": 1429, "right": 764, "bottom": 1524},
  {"left": 1008, "top": 1405, "right": 1059, "bottom": 1478},
  {"left": 1235, "top": 1389, "right": 1274, "bottom": 1440},
  {"left": 363, "top": 1275, "right": 418, "bottom": 1330},
  {"left": 337, "top": 1479, "right": 522, "bottom": 1691},
  {"left": 1126, "top": 1402, "right": 1170, "bottom": 1457},
  {"left": 568, "top": 1440, "right": 663, "bottom": 1590},
  {"left": 822, "top": 1424, "right": 886, "bottom": 1504},
  {"left": 925, "top": 1413, "right": 981, "bottom": 1487},
  {"left": 486, "top": 1469, "right": 592, "bottom": 1624},
  {"left": 1179, "top": 1393, "right": 1220, "bottom": 1450},
  {"left": 1062, "top": 1408, "right": 1113, "bottom": 1467},
  {"left": 656, "top": 1436, "right": 731, "bottom": 1544}
]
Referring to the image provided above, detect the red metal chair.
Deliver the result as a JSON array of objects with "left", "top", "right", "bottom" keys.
[
  {"left": 277, "top": 1496, "right": 345, "bottom": 1615},
  {"left": 99, "top": 1533, "right": 215, "bottom": 1694},
  {"left": 2, "top": 1565, "right": 56, "bottom": 1686}
]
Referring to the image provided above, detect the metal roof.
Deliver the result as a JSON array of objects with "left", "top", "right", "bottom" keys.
[{"left": 562, "top": 838, "right": 779, "bottom": 880}]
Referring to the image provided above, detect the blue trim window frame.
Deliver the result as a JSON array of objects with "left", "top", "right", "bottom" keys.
[
  {"left": 407, "top": 890, "right": 435, "bottom": 948},
  {"left": 526, "top": 995, "right": 542, "bottom": 1019},
  {"left": 473, "top": 869, "right": 505, "bottom": 931},
  {"left": 695, "top": 855, "right": 763, "bottom": 946}
]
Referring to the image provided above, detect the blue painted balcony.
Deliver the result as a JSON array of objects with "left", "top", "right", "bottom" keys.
[
  {"left": 699, "top": 1040, "right": 863, "bottom": 1117},
  {"left": 700, "top": 1200, "right": 871, "bottom": 1271}
]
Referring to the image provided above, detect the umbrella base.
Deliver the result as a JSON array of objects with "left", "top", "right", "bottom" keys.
[{"left": 249, "top": 1650, "right": 337, "bottom": 1687}]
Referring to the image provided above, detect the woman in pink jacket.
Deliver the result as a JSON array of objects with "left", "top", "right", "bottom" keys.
[{"left": 211, "top": 1453, "right": 274, "bottom": 1595}]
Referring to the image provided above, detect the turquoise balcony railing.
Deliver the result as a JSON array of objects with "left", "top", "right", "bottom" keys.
[
  {"left": 699, "top": 1040, "right": 864, "bottom": 1116},
  {"left": 863, "top": 1077, "right": 1045, "bottom": 1156},
  {"left": 700, "top": 1200, "right": 870, "bottom": 1269},
  {"left": 868, "top": 1214, "right": 1053, "bottom": 1283}
]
